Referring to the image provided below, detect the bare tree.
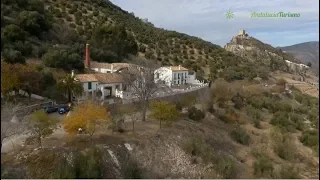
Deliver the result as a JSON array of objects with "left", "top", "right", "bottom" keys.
[
  {"left": 120, "top": 57, "right": 164, "bottom": 121},
  {"left": 1, "top": 102, "right": 27, "bottom": 151},
  {"left": 127, "top": 108, "right": 142, "bottom": 131}
]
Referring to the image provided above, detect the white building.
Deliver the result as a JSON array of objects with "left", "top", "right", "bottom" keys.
[
  {"left": 89, "top": 61, "right": 133, "bottom": 74},
  {"left": 154, "top": 65, "right": 198, "bottom": 86},
  {"left": 75, "top": 73, "right": 132, "bottom": 100}
]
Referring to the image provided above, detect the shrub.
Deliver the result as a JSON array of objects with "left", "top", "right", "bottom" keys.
[
  {"left": 276, "top": 100, "right": 292, "bottom": 112},
  {"left": 270, "top": 128, "right": 296, "bottom": 160},
  {"left": 42, "top": 48, "right": 83, "bottom": 70},
  {"left": 69, "top": 23, "right": 76, "bottom": 28},
  {"left": 230, "top": 127, "right": 250, "bottom": 145},
  {"left": 246, "top": 105, "right": 262, "bottom": 120},
  {"left": 253, "top": 118, "right": 262, "bottom": 129},
  {"left": 2, "top": 24, "right": 26, "bottom": 41},
  {"left": 253, "top": 154, "right": 274, "bottom": 178},
  {"left": 2, "top": 49, "right": 26, "bottom": 64},
  {"left": 231, "top": 93, "right": 244, "bottom": 109},
  {"left": 188, "top": 106, "right": 205, "bottom": 121},
  {"left": 184, "top": 136, "right": 208, "bottom": 157},
  {"left": 270, "top": 111, "right": 296, "bottom": 132},
  {"left": 52, "top": 147, "right": 105, "bottom": 178},
  {"left": 87, "top": 6, "right": 93, "bottom": 11},
  {"left": 211, "top": 79, "right": 234, "bottom": 106},
  {"left": 12, "top": 41, "right": 32, "bottom": 56},
  {"left": 93, "top": 11, "right": 99, "bottom": 16},
  {"left": 214, "top": 154, "right": 237, "bottom": 179},
  {"left": 66, "top": 15, "right": 72, "bottom": 22},
  {"left": 82, "top": 8, "right": 88, "bottom": 14},
  {"left": 278, "top": 165, "right": 300, "bottom": 179},
  {"left": 184, "top": 137, "right": 238, "bottom": 178},
  {"left": 300, "top": 130, "right": 318, "bottom": 147}
]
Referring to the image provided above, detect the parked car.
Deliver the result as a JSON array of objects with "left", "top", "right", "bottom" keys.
[
  {"left": 44, "top": 106, "right": 59, "bottom": 114},
  {"left": 58, "top": 105, "right": 70, "bottom": 114}
]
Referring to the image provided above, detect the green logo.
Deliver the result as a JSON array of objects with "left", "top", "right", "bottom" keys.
[{"left": 226, "top": 10, "right": 234, "bottom": 19}]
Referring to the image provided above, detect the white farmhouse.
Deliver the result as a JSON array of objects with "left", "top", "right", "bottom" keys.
[
  {"left": 75, "top": 73, "right": 132, "bottom": 100},
  {"left": 154, "top": 65, "right": 197, "bottom": 86}
]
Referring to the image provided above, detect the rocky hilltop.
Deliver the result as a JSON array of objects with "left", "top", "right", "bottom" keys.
[{"left": 224, "top": 30, "right": 299, "bottom": 72}]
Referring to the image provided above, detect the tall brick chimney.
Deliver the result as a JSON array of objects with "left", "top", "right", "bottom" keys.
[{"left": 85, "top": 44, "right": 90, "bottom": 68}]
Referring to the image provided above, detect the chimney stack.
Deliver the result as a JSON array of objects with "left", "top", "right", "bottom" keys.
[
  {"left": 111, "top": 64, "right": 113, "bottom": 73},
  {"left": 71, "top": 70, "right": 74, "bottom": 77},
  {"left": 85, "top": 44, "right": 90, "bottom": 68},
  {"left": 179, "top": 65, "right": 181, "bottom": 70}
]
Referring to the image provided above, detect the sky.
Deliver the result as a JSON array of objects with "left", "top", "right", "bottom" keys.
[{"left": 110, "top": 0, "right": 319, "bottom": 47}]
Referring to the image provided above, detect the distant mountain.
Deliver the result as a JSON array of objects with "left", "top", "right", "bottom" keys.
[{"left": 280, "top": 42, "right": 319, "bottom": 74}]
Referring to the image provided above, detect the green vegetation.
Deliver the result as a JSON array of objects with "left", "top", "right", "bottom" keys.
[
  {"left": 187, "top": 106, "right": 205, "bottom": 121},
  {"left": 51, "top": 147, "right": 105, "bottom": 178},
  {"left": 300, "top": 130, "right": 319, "bottom": 156},
  {"left": 184, "top": 136, "right": 237, "bottom": 178},
  {"left": 278, "top": 165, "right": 300, "bottom": 179},
  {"left": 1, "top": 0, "right": 275, "bottom": 81},
  {"left": 252, "top": 149, "right": 274, "bottom": 178},
  {"left": 230, "top": 126, "right": 250, "bottom": 145},
  {"left": 270, "top": 128, "right": 296, "bottom": 160},
  {"left": 150, "top": 100, "right": 180, "bottom": 128},
  {"left": 28, "top": 110, "right": 59, "bottom": 148}
]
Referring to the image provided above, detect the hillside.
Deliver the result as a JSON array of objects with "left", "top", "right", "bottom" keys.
[
  {"left": 280, "top": 42, "right": 319, "bottom": 74},
  {"left": 1, "top": 0, "right": 251, "bottom": 79},
  {"left": 2, "top": 80, "right": 319, "bottom": 179},
  {"left": 224, "top": 30, "right": 300, "bottom": 70}
]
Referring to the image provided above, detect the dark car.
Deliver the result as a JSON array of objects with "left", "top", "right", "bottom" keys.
[
  {"left": 44, "top": 106, "right": 59, "bottom": 114},
  {"left": 58, "top": 105, "right": 70, "bottom": 114}
]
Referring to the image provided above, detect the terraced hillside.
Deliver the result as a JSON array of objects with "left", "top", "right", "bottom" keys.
[{"left": 1, "top": 0, "right": 250, "bottom": 79}]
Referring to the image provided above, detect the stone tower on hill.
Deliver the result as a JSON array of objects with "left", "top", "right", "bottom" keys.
[{"left": 238, "top": 29, "right": 246, "bottom": 36}]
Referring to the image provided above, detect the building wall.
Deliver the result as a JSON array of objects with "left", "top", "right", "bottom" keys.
[
  {"left": 92, "top": 68, "right": 113, "bottom": 73},
  {"left": 154, "top": 67, "right": 172, "bottom": 86},
  {"left": 82, "top": 81, "right": 99, "bottom": 92},
  {"left": 154, "top": 67, "right": 198, "bottom": 85},
  {"left": 97, "top": 82, "right": 123, "bottom": 96},
  {"left": 186, "top": 71, "right": 197, "bottom": 84},
  {"left": 172, "top": 71, "right": 188, "bottom": 85}
]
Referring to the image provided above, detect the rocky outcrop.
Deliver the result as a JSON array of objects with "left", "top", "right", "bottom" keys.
[{"left": 224, "top": 30, "right": 302, "bottom": 73}]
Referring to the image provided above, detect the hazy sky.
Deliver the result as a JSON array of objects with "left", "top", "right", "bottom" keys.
[{"left": 110, "top": 0, "right": 319, "bottom": 47}]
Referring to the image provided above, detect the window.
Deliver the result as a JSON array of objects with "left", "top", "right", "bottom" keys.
[
  {"left": 156, "top": 73, "right": 160, "bottom": 78},
  {"left": 174, "top": 73, "right": 177, "bottom": 80},
  {"left": 88, "top": 82, "right": 92, "bottom": 89},
  {"left": 116, "top": 85, "right": 120, "bottom": 89}
]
